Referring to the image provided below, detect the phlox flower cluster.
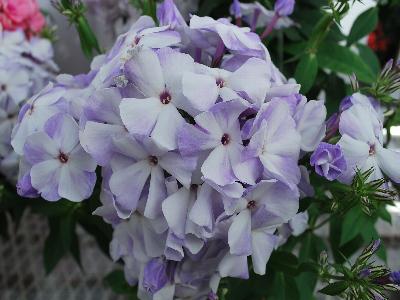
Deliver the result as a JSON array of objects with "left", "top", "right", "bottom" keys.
[
  {"left": 0, "top": 23, "right": 57, "bottom": 182},
  {"left": 11, "top": 0, "right": 400, "bottom": 299}
]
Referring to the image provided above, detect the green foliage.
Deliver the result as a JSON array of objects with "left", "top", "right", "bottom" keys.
[
  {"left": 295, "top": 53, "right": 318, "bottom": 93},
  {"left": 319, "top": 281, "right": 349, "bottom": 296},
  {"left": 317, "top": 42, "right": 376, "bottom": 83},
  {"left": 318, "top": 240, "right": 399, "bottom": 299},
  {"left": 347, "top": 7, "right": 378, "bottom": 46},
  {"left": 104, "top": 270, "right": 138, "bottom": 297}
]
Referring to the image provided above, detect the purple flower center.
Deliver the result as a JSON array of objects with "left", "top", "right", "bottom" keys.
[
  {"left": 134, "top": 35, "right": 141, "bottom": 45},
  {"left": 369, "top": 144, "right": 376, "bottom": 156},
  {"left": 0, "top": 84, "right": 6, "bottom": 91},
  {"left": 58, "top": 152, "right": 69, "bottom": 164},
  {"left": 216, "top": 78, "right": 225, "bottom": 88},
  {"left": 148, "top": 155, "right": 158, "bottom": 166},
  {"left": 247, "top": 200, "right": 256, "bottom": 209},
  {"left": 221, "top": 133, "right": 230, "bottom": 145},
  {"left": 160, "top": 91, "right": 172, "bottom": 104}
]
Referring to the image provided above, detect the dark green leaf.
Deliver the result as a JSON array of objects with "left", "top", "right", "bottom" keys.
[
  {"left": 269, "top": 251, "right": 299, "bottom": 275},
  {"left": 347, "top": 7, "right": 378, "bottom": 45},
  {"left": 318, "top": 42, "right": 376, "bottom": 83},
  {"left": 43, "top": 219, "right": 69, "bottom": 274},
  {"left": 357, "top": 44, "right": 380, "bottom": 76},
  {"left": 295, "top": 53, "right": 318, "bottom": 93},
  {"left": 43, "top": 215, "right": 78, "bottom": 274},
  {"left": 271, "top": 272, "right": 300, "bottom": 300},
  {"left": 104, "top": 270, "right": 137, "bottom": 296},
  {"left": 377, "top": 205, "right": 392, "bottom": 224},
  {"left": 319, "top": 281, "right": 348, "bottom": 296},
  {"left": 340, "top": 206, "right": 372, "bottom": 246},
  {"left": 0, "top": 212, "right": 9, "bottom": 240}
]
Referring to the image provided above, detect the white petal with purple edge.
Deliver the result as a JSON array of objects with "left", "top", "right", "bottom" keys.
[
  {"left": 189, "top": 184, "right": 214, "bottom": 231},
  {"left": 162, "top": 188, "right": 190, "bottom": 239},
  {"left": 23, "top": 132, "right": 58, "bottom": 165},
  {"left": 120, "top": 97, "right": 163, "bottom": 136},
  {"left": 44, "top": 113, "right": 79, "bottom": 153},
  {"left": 124, "top": 48, "right": 164, "bottom": 97},
  {"left": 182, "top": 72, "right": 219, "bottom": 112},
  {"left": 144, "top": 166, "right": 167, "bottom": 219},
  {"left": 58, "top": 165, "right": 96, "bottom": 202},
  {"left": 228, "top": 209, "right": 252, "bottom": 256},
  {"left": 218, "top": 253, "right": 249, "bottom": 279},
  {"left": 151, "top": 104, "right": 184, "bottom": 150},
  {"left": 376, "top": 146, "right": 400, "bottom": 183},
  {"left": 159, "top": 152, "right": 194, "bottom": 188},
  {"left": 30, "top": 159, "right": 61, "bottom": 201},
  {"left": 109, "top": 160, "right": 151, "bottom": 218},
  {"left": 251, "top": 230, "right": 277, "bottom": 275},
  {"left": 202, "top": 146, "right": 237, "bottom": 186}
]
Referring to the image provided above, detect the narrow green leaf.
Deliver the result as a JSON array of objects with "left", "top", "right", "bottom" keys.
[
  {"left": 44, "top": 219, "right": 68, "bottom": 274},
  {"left": 347, "top": 7, "right": 378, "bottom": 45},
  {"left": 317, "top": 42, "right": 376, "bottom": 83},
  {"left": 295, "top": 53, "right": 318, "bottom": 93},
  {"left": 319, "top": 281, "right": 348, "bottom": 296}
]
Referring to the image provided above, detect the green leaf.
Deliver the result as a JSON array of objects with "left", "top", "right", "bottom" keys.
[
  {"left": 295, "top": 53, "right": 318, "bottom": 93},
  {"left": 43, "top": 215, "right": 78, "bottom": 274},
  {"left": 271, "top": 272, "right": 300, "bottom": 300},
  {"left": 295, "top": 233, "right": 325, "bottom": 300},
  {"left": 318, "top": 42, "right": 376, "bottom": 83},
  {"left": 377, "top": 205, "right": 392, "bottom": 224},
  {"left": 340, "top": 206, "right": 372, "bottom": 246},
  {"left": 319, "top": 281, "right": 348, "bottom": 296},
  {"left": 357, "top": 44, "right": 380, "bottom": 76},
  {"left": 347, "top": 7, "right": 378, "bottom": 45},
  {"left": 104, "top": 270, "right": 137, "bottom": 296},
  {"left": 269, "top": 251, "right": 299, "bottom": 276},
  {"left": 43, "top": 218, "right": 70, "bottom": 274}
]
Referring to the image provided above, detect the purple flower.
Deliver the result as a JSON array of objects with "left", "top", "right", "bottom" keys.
[
  {"left": 182, "top": 57, "right": 270, "bottom": 111},
  {"left": 240, "top": 100, "right": 301, "bottom": 189},
  {"left": 389, "top": 271, "right": 400, "bottom": 285},
  {"left": 157, "top": 0, "right": 187, "bottom": 29},
  {"left": 178, "top": 100, "right": 248, "bottom": 187},
  {"left": 227, "top": 179, "right": 298, "bottom": 275},
  {"left": 108, "top": 136, "right": 195, "bottom": 219},
  {"left": 143, "top": 258, "right": 169, "bottom": 294},
  {"left": 310, "top": 142, "right": 347, "bottom": 181},
  {"left": 230, "top": 0, "right": 242, "bottom": 19},
  {"left": 274, "top": 0, "right": 295, "bottom": 17},
  {"left": 80, "top": 88, "right": 128, "bottom": 166},
  {"left": 236, "top": 1, "right": 294, "bottom": 31},
  {"left": 189, "top": 15, "right": 265, "bottom": 59},
  {"left": 11, "top": 83, "right": 67, "bottom": 155},
  {"left": 22, "top": 113, "right": 97, "bottom": 202},
  {"left": 359, "top": 268, "right": 372, "bottom": 279},
  {"left": 120, "top": 48, "right": 194, "bottom": 150},
  {"left": 338, "top": 102, "right": 400, "bottom": 184}
]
